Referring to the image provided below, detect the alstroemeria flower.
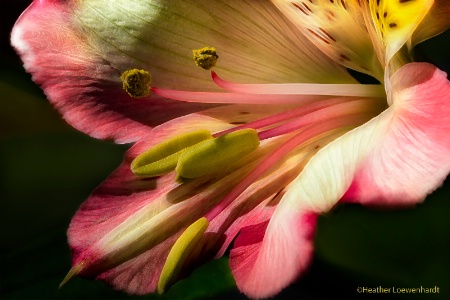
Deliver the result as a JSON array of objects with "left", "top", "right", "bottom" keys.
[{"left": 11, "top": 0, "right": 450, "bottom": 298}]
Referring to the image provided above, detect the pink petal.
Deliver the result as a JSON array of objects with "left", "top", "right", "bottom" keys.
[
  {"left": 67, "top": 112, "right": 232, "bottom": 293},
  {"left": 344, "top": 62, "right": 450, "bottom": 206},
  {"left": 230, "top": 211, "right": 317, "bottom": 299},
  {"left": 11, "top": 0, "right": 353, "bottom": 143},
  {"left": 67, "top": 104, "right": 303, "bottom": 294},
  {"left": 10, "top": 1, "right": 212, "bottom": 143},
  {"left": 412, "top": 0, "right": 450, "bottom": 46},
  {"left": 228, "top": 62, "right": 450, "bottom": 298}
]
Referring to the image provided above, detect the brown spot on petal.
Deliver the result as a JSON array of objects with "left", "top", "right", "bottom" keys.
[
  {"left": 320, "top": 28, "right": 336, "bottom": 42},
  {"left": 303, "top": 2, "right": 313, "bottom": 13},
  {"left": 292, "top": 2, "right": 309, "bottom": 15},
  {"left": 339, "top": 54, "right": 351, "bottom": 61},
  {"left": 308, "top": 29, "right": 331, "bottom": 44}
]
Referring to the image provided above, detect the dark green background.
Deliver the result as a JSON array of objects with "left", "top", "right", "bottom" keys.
[{"left": 1, "top": 1, "right": 449, "bottom": 299}]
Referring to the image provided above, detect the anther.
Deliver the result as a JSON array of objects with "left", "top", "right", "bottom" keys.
[
  {"left": 131, "top": 130, "right": 213, "bottom": 177},
  {"left": 193, "top": 47, "right": 219, "bottom": 70},
  {"left": 157, "top": 217, "right": 209, "bottom": 294},
  {"left": 120, "top": 69, "right": 152, "bottom": 97},
  {"left": 176, "top": 129, "right": 260, "bottom": 179}
]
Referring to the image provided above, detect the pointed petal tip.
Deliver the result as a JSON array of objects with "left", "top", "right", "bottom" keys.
[{"left": 59, "top": 263, "right": 84, "bottom": 288}]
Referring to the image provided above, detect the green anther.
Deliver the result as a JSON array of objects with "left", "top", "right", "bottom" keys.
[
  {"left": 157, "top": 217, "right": 209, "bottom": 294},
  {"left": 192, "top": 47, "right": 219, "bottom": 70},
  {"left": 120, "top": 69, "right": 151, "bottom": 98},
  {"left": 131, "top": 130, "right": 213, "bottom": 177},
  {"left": 176, "top": 129, "right": 260, "bottom": 179}
]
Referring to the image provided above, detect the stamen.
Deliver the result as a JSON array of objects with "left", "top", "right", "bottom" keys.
[
  {"left": 258, "top": 98, "right": 383, "bottom": 140},
  {"left": 212, "top": 71, "right": 386, "bottom": 98},
  {"left": 193, "top": 47, "right": 219, "bottom": 70},
  {"left": 205, "top": 113, "right": 372, "bottom": 221},
  {"left": 214, "top": 97, "right": 352, "bottom": 137},
  {"left": 131, "top": 130, "right": 213, "bottom": 177},
  {"left": 120, "top": 69, "right": 151, "bottom": 98},
  {"left": 176, "top": 129, "right": 260, "bottom": 179},
  {"left": 131, "top": 129, "right": 260, "bottom": 179},
  {"left": 151, "top": 87, "right": 324, "bottom": 104}
]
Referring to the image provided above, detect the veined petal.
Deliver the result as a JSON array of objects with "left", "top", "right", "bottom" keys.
[
  {"left": 11, "top": 0, "right": 355, "bottom": 142},
  {"left": 230, "top": 211, "right": 317, "bottom": 299},
  {"left": 230, "top": 62, "right": 450, "bottom": 297},
  {"left": 74, "top": 0, "right": 354, "bottom": 86},
  {"left": 345, "top": 62, "right": 450, "bottom": 205},
  {"left": 272, "top": 0, "right": 384, "bottom": 80},
  {"left": 10, "top": 0, "right": 212, "bottom": 143},
  {"left": 66, "top": 103, "right": 304, "bottom": 294},
  {"left": 361, "top": 0, "right": 433, "bottom": 65}
]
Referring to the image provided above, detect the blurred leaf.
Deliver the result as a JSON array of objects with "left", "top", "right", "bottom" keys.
[{"left": 315, "top": 182, "right": 450, "bottom": 300}]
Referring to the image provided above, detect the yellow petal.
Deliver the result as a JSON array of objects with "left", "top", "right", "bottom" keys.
[
  {"left": 365, "top": 0, "right": 433, "bottom": 64},
  {"left": 272, "top": 0, "right": 383, "bottom": 80},
  {"left": 411, "top": 0, "right": 450, "bottom": 47}
]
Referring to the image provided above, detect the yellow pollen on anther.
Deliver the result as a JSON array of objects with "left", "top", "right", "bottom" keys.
[
  {"left": 192, "top": 47, "right": 219, "bottom": 70},
  {"left": 120, "top": 69, "right": 152, "bottom": 97}
]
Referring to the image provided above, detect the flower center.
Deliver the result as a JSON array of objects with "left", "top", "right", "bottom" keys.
[
  {"left": 130, "top": 96, "right": 384, "bottom": 181},
  {"left": 127, "top": 46, "right": 386, "bottom": 193},
  {"left": 118, "top": 46, "right": 386, "bottom": 291}
]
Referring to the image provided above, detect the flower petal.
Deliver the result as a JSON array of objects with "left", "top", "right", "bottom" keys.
[
  {"left": 10, "top": 0, "right": 212, "bottom": 143},
  {"left": 11, "top": 0, "right": 353, "bottom": 142},
  {"left": 362, "top": 0, "right": 433, "bottom": 65},
  {"left": 229, "top": 62, "right": 450, "bottom": 297},
  {"left": 411, "top": 0, "right": 450, "bottom": 47},
  {"left": 73, "top": 0, "right": 353, "bottom": 85},
  {"left": 271, "top": 0, "right": 383, "bottom": 79},
  {"left": 230, "top": 208, "right": 317, "bottom": 299},
  {"left": 67, "top": 115, "right": 238, "bottom": 293},
  {"left": 345, "top": 62, "right": 450, "bottom": 206},
  {"left": 66, "top": 103, "right": 301, "bottom": 294}
]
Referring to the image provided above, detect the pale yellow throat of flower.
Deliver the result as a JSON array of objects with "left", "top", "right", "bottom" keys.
[
  {"left": 272, "top": 0, "right": 434, "bottom": 81},
  {"left": 272, "top": 0, "right": 384, "bottom": 80},
  {"left": 363, "top": 0, "right": 434, "bottom": 67}
]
